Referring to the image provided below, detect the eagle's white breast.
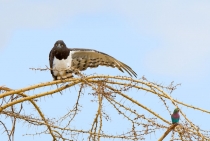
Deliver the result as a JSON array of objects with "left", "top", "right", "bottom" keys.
[{"left": 52, "top": 51, "right": 76, "bottom": 78}]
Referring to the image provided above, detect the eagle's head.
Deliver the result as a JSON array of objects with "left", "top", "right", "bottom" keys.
[{"left": 54, "top": 40, "right": 67, "bottom": 49}]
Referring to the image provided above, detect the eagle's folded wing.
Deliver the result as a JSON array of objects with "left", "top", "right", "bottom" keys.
[{"left": 70, "top": 49, "right": 137, "bottom": 77}]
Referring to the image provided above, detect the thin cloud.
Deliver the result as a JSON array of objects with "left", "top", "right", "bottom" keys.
[
  {"left": 113, "top": 1, "right": 210, "bottom": 76},
  {"left": 0, "top": 1, "right": 105, "bottom": 49}
]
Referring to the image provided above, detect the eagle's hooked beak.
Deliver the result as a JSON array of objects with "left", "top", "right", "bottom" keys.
[{"left": 57, "top": 43, "right": 62, "bottom": 48}]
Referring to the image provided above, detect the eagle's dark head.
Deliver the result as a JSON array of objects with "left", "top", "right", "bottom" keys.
[
  {"left": 51, "top": 40, "right": 69, "bottom": 60},
  {"left": 54, "top": 40, "right": 67, "bottom": 49}
]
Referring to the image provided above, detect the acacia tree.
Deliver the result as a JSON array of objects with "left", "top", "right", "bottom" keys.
[{"left": 1, "top": 70, "right": 210, "bottom": 141}]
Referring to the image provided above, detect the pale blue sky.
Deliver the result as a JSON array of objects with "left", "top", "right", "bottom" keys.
[{"left": 1, "top": 1, "right": 210, "bottom": 140}]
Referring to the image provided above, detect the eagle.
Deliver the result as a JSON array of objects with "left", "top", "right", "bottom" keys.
[{"left": 49, "top": 40, "right": 137, "bottom": 80}]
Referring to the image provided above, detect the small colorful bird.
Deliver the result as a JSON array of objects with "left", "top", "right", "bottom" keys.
[{"left": 171, "top": 108, "right": 180, "bottom": 124}]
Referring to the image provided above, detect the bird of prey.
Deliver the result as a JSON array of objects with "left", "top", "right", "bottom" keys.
[
  {"left": 49, "top": 40, "right": 137, "bottom": 80},
  {"left": 171, "top": 108, "right": 180, "bottom": 124}
]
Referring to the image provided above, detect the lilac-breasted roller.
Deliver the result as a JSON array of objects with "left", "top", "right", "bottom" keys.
[{"left": 171, "top": 108, "right": 180, "bottom": 124}]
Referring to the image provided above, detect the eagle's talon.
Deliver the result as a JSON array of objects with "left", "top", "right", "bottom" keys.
[{"left": 57, "top": 76, "right": 61, "bottom": 80}]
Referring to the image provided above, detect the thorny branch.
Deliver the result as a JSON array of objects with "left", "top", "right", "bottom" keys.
[{"left": 0, "top": 69, "right": 210, "bottom": 141}]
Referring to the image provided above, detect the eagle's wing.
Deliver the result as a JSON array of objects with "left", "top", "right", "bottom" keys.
[
  {"left": 49, "top": 48, "right": 56, "bottom": 79},
  {"left": 70, "top": 48, "right": 137, "bottom": 77}
]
